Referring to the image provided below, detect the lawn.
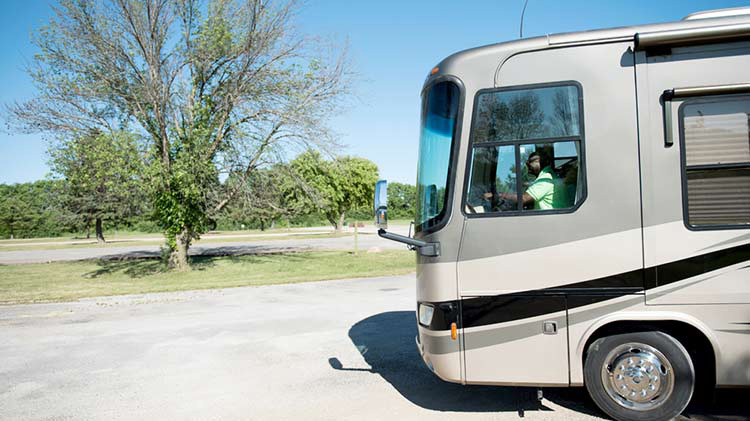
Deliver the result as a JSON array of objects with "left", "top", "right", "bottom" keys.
[{"left": 0, "top": 250, "right": 415, "bottom": 304}]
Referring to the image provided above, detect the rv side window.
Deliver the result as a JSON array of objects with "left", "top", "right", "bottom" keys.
[
  {"left": 465, "top": 83, "right": 585, "bottom": 215},
  {"left": 680, "top": 96, "right": 750, "bottom": 229}
]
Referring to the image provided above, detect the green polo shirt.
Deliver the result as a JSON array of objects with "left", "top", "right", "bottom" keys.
[{"left": 526, "top": 166, "right": 569, "bottom": 210}]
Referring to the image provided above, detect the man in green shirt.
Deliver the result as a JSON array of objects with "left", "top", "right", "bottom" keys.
[
  {"left": 525, "top": 152, "right": 566, "bottom": 210},
  {"left": 484, "top": 151, "right": 568, "bottom": 210}
]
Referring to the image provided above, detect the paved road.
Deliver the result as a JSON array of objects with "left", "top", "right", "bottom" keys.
[
  {"left": 0, "top": 230, "right": 334, "bottom": 248},
  {"left": 1, "top": 275, "right": 744, "bottom": 420},
  {"left": 0, "top": 228, "right": 409, "bottom": 265}
]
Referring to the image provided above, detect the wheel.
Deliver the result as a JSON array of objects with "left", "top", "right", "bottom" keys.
[{"left": 584, "top": 331, "right": 695, "bottom": 421}]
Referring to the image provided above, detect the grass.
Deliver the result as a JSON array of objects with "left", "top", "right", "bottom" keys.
[{"left": 0, "top": 250, "right": 415, "bottom": 305}]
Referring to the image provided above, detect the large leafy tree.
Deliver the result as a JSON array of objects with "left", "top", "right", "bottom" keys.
[
  {"left": 287, "top": 151, "right": 378, "bottom": 232},
  {"left": 6, "top": 0, "right": 352, "bottom": 269},
  {"left": 49, "top": 131, "right": 145, "bottom": 243}
]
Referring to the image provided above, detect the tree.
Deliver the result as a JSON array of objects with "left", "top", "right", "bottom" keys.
[
  {"left": 49, "top": 131, "right": 145, "bottom": 243},
  {"left": 221, "top": 164, "right": 302, "bottom": 231},
  {"left": 0, "top": 195, "right": 34, "bottom": 239},
  {"left": 6, "top": 0, "right": 352, "bottom": 270},
  {"left": 552, "top": 90, "right": 576, "bottom": 136},
  {"left": 474, "top": 92, "right": 545, "bottom": 141},
  {"left": 0, "top": 181, "right": 67, "bottom": 239},
  {"left": 386, "top": 182, "right": 416, "bottom": 220},
  {"left": 287, "top": 151, "right": 378, "bottom": 233}
]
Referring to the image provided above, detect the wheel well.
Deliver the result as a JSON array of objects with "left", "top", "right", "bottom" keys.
[{"left": 582, "top": 320, "right": 716, "bottom": 393}]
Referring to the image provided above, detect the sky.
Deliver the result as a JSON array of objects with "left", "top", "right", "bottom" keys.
[{"left": 1, "top": 0, "right": 749, "bottom": 185}]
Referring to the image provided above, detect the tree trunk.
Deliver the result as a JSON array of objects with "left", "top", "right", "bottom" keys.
[
  {"left": 168, "top": 228, "right": 192, "bottom": 271},
  {"left": 95, "top": 217, "right": 105, "bottom": 244},
  {"left": 86, "top": 219, "right": 91, "bottom": 239},
  {"left": 335, "top": 212, "right": 345, "bottom": 234}
]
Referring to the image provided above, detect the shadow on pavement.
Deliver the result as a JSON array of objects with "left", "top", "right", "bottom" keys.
[{"left": 332, "top": 311, "right": 749, "bottom": 420}]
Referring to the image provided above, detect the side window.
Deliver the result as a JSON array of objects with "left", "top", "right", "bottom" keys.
[
  {"left": 465, "top": 83, "right": 585, "bottom": 215},
  {"left": 680, "top": 96, "right": 750, "bottom": 229}
]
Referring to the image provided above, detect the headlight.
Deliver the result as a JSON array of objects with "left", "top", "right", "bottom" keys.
[{"left": 418, "top": 303, "right": 434, "bottom": 326}]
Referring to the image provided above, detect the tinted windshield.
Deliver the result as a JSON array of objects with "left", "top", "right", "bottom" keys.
[{"left": 416, "top": 81, "right": 460, "bottom": 232}]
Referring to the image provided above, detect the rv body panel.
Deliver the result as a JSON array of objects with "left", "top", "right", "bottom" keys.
[
  {"left": 456, "top": 41, "right": 643, "bottom": 385},
  {"left": 413, "top": 10, "right": 750, "bottom": 394},
  {"left": 634, "top": 39, "right": 750, "bottom": 385},
  {"left": 568, "top": 303, "right": 720, "bottom": 385},
  {"left": 569, "top": 300, "right": 749, "bottom": 386}
]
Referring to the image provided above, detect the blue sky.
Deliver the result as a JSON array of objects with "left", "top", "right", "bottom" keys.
[{"left": 1, "top": 0, "right": 748, "bottom": 185}]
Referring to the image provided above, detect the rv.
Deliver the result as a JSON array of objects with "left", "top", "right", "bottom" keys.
[{"left": 375, "top": 8, "right": 750, "bottom": 421}]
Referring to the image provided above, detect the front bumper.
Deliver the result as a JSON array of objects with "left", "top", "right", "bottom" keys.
[{"left": 415, "top": 333, "right": 434, "bottom": 372}]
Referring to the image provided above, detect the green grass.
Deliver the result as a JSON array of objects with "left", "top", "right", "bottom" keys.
[{"left": 0, "top": 250, "right": 416, "bottom": 304}]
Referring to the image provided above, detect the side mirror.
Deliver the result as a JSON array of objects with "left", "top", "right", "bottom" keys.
[{"left": 374, "top": 179, "right": 388, "bottom": 229}]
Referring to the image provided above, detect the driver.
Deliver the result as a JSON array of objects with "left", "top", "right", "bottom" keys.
[{"left": 484, "top": 151, "right": 562, "bottom": 210}]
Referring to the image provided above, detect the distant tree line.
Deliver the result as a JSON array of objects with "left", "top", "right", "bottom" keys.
[
  {"left": 0, "top": 147, "right": 410, "bottom": 239},
  {"left": 0, "top": 171, "right": 418, "bottom": 240}
]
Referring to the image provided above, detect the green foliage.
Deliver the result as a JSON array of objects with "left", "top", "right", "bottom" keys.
[
  {"left": 387, "top": 182, "right": 416, "bottom": 220},
  {"left": 148, "top": 117, "right": 219, "bottom": 250},
  {"left": 0, "top": 181, "right": 67, "bottom": 239},
  {"left": 346, "top": 206, "right": 376, "bottom": 221},
  {"left": 49, "top": 131, "right": 146, "bottom": 241},
  {"left": 218, "top": 166, "right": 295, "bottom": 231},
  {"left": 286, "top": 151, "right": 378, "bottom": 230}
]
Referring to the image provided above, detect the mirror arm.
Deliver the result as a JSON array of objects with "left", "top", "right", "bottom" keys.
[{"left": 377, "top": 229, "right": 441, "bottom": 257}]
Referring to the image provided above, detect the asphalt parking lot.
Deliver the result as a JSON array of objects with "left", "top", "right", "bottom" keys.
[{"left": 1, "top": 275, "right": 746, "bottom": 420}]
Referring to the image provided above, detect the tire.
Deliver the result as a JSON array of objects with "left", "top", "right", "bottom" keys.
[{"left": 584, "top": 331, "right": 695, "bottom": 421}]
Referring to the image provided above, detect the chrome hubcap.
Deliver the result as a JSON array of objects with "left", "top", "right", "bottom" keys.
[{"left": 601, "top": 342, "right": 674, "bottom": 411}]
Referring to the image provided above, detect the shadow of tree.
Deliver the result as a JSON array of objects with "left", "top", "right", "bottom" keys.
[
  {"left": 93, "top": 245, "right": 311, "bottom": 264},
  {"left": 82, "top": 249, "right": 317, "bottom": 279},
  {"left": 334, "top": 311, "right": 750, "bottom": 420},
  {"left": 83, "top": 255, "right": 218, "bottom": 279}
]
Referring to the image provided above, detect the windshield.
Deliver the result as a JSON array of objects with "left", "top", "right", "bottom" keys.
[{"left": 416, "top": 81, "right": 460, "bottom": 232}]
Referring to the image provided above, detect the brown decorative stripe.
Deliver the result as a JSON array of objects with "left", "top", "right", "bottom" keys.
[{"left": 421, "top": 242, "right": 749, "bottom": 331}]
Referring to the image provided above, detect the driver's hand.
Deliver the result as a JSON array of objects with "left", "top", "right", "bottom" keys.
[{"left": 483, "top": 192, "right": 493, "bottom": 199}]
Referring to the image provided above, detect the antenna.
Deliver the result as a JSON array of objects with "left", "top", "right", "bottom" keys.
[{"left": 520, "top": 0, "right": 530, "bottom": 38}]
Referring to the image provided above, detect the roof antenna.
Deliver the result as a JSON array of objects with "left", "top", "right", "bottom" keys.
[{"left": 520, "top": 0, "right": 530, "bottom": 38}]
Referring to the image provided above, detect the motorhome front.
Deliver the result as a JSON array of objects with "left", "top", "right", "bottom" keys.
[{"left": 376, "top": 8, "right": 750, "bottom": 421}]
